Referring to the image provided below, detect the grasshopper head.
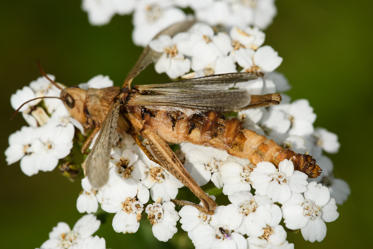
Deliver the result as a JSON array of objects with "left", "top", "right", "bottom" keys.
[{"left": 60, "top": 87, "right": 88, "bottom": 126}]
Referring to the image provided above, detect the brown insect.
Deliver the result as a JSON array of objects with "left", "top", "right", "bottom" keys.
[{"left": 29, "top": 20, "right": 321, "bottom": 214}]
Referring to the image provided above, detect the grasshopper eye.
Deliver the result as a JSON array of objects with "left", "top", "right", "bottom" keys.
[{"left": 64, "top": 94, "right": 75, "bottom": 108}]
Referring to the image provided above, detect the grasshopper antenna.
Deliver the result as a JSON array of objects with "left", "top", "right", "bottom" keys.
[
  {"left": 37, "top": 61, "right": 64, "bottom": 90},
  {"left": 11, "top": 96, "right": 63, "bottom": 120}
]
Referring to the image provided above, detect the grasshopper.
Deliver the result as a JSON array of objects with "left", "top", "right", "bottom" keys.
[{"left": 32, "top": 20, "right": 321, "bottom": 214}]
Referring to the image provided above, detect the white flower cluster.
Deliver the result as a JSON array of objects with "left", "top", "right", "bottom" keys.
[
  {"left": 82, "top": 0, "right": 276, "bottom": 46},
  {"left": 70, "top": 76, "right": 348, "bottom": 247},
  {"left": 6, "top": 75, "right": 74, "bottom": 176},
  {"left": 147, "top": 23, "right": 349, "bottom": 208},
  {"left": 238, "top": 92, "right": 350, "bottom": 205},
  {"left": 38, "top": 214, "right": 106, "bottom": 249},
  {"left": 6, "top": 1, "right": 350, "bottom": 249},
  {"left": 179, "top": 147, "right": 341, "bottom": 247},
  {"left": 7, "top": 32, "right": 350, "bottom": 249},
  {"left": 5, "top": 75, "right": 114, "bottom": 176},
  {"left": 77, "top": 131, "right": 183, "bottom": 242},
  {"left": 149, "top": 23, "right": 282, "bottom": 79},
  {"left": 75, "top": 129, "right": 343, "bottom": 247},
  {"left": 76, "top": 22, "right": 349, "bottom": 247}
]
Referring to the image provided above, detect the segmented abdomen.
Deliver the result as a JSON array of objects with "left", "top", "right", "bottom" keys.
[{"left": 137, "top": 108, "right": 321, "bottom": 178}]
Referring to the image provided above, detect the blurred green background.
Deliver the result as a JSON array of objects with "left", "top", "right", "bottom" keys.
[{"left": 1, "top": 1, "right": 372, "bottom": 248}]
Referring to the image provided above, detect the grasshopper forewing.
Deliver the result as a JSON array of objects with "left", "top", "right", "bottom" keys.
[
  {"left": 128, "top": 72, "right": 281, "bottom": 111},
  {"left": 84, "top": 100, "right": 122, "bottom": 188}
]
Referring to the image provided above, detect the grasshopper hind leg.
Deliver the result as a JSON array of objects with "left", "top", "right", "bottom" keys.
[
  {"left": 138, "top": 129, "right": 217, "bottom": 214},
  {"left": 172, "top": 199, "right": 216, "bottom": 215}
]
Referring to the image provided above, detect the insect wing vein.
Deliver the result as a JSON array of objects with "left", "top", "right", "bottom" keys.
[
  {"left": 130, "top": 73, "right": 258, "bottom": 111},
  {"left": 85, "top": 100, "right": 121, "bottom": 188}
]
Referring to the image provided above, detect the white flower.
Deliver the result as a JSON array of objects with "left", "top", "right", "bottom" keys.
[
  {"left": 110, "top": 147, "right": 141, "bottom": 180},
  {"left": 170, "top": 23, "right": 237, "bottom": 76},
  {"left": 29, "top": 74, "right": 57, "bottom": 93},
  {"left": 77, "top": 177, "right": 98, "bottom": 213},
  {"left": 210, "top": 231, "right": 247, "bottom": 249},
  {"left": 191, "top": 32, "right": 233, "bottom": 72},
  {"left": 265, "top": 72, "right": 290, "bottom": 92},
  {"left": 79, "top": 75, "right": 114, "bottom": 89},
  {"left": 328, "top": 177, "right": 350, "bottom": 205},
  {"left": 228, "top": 192, "right": 275, "bottom": 236},
  {"left": 195, "top": 0, "right": 277, "bottom": 29},
  {"left": 179, "top": 205, "right": 215, "bottom": 249},
  {"left": 11, "top": 75, "right": 65, "bottom": 127},
  {"left": 250, "top": 160, "right": 308, "bottom": 204},
  {"left": 239, "top": 108, "right": 264, "bottom": 125},
  {"left": 112, "top": 197, "right": 144, "bottom": 234},
  {"left": 111, "top": 0, "right": 136, "bottom": 15},
  {"left": 11, "top": 86, "right": 37, "bottom": 112},
  {"left": 10, "top": 86, "right": 40, "bottom": 126},
  {"left": 21, "top": 111, "right": 38, "bottom": 127},
  {"left": 100, "top": 147, "right": 149, "bottom": 234},
  {"left": 79, "top": 235, "right": 106, "bottom": 249},
  {"left": 82, "top": 0, "right": 114, "bottom": 25},
  {"left": 27, "top": 123, "right": 74, "bottom": 173},
  {"left": 5, "top": 126, "right": 38, "bottom": 166},
  {"left": 231, "top": 47, "right": 255, "bottom": 70},
  {"left": 254, "top": 46, "right": 283, "bottom": 73},
  {"left": 247, "top": 203, "right": 286, "bottom": 248},
  {"left": 133, "top": 0, "right": 186, "bottom": 46},
  {"left": 282, "top": 182, "right": 339, "bottom": 242},
  {"left": 39, "top": 214, "right": 104, "bottom": 249},
  {"left": 232, "top": 46, "right": 282, "bottom": 74},
  {"left": 49, "top": 106, "right": 85, "bottom": 134},
  {"left": 249, "top": 0, "right": 277, "bottom": 29},
  {"left": 150, "top": 34, "right": 191, "bottom": 78},
  {"left": 142, "top": 164, "right": 182, "bottom": 202},
  {"left": 182, "top": 203, "right": 247, "bottom": 249},
  {"left": 230, "top": 26, "right": 265, "bottom": 51},
  {"left": 179, "top": 205, "right": 212, "bottom": 233},
  {"left": 211, "top": 204, "right": 243, "bottom": 230},
  {"left": 181, "top": 143, "right": 228, "bottom": 187},
  {"left": 195, "top": 1, "right": 231, "bottom": 27},
  {"left": 261, "top": 106, "right": 291, "bottom": 135},
  {"left": 137, "top": 182, "right": 151, "bottom": 204},
  {"left": 176, "top": 23, "right": 214, "bottom": 56},
  {"left": 230, "top": 0, "right": 276, "bottom": 29},
  {"left": 314, "top": 128, "right": 340, "bottom": 153},
  {"left": 220, "top": 159, "right": 253, "bottom": 195},
  {"left": 30, "top": 74, "right": 62, "bottom": 114},
  {"left": 283, "top": 135, "right": 319, "bottom": 157},
  {"left": 6, "top": 122, "right": 74, "bottom": 176},
  {"left": 184, "top": 55, "right": 237, "bottom": 78},
  {"left": 96, "top": 167, "right": 139, "bottom": 213},
  {"left": 146, "top": 201, "right": 179, "bottom": 242},
  {"left": 320, "top": 176, "right": 350, "bottom": 205},
  {"left": 262, "top": 99, "right": 316, "bottom": 137},
  {"left": 287, "top": 99, "right": 316, "bottom": 136},
  {"left": 198, "top": 205, "right": 247, "bottom": 249}
]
